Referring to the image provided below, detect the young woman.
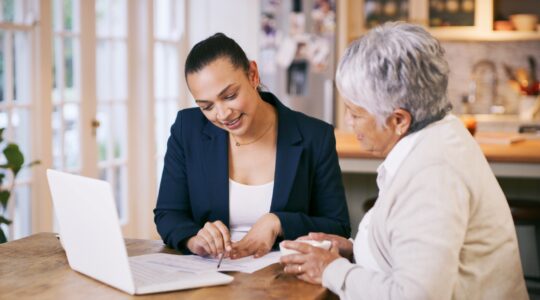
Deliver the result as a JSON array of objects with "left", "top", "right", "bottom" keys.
[{"left": 154, "top": 33, "right": 350, "bottom": 259}]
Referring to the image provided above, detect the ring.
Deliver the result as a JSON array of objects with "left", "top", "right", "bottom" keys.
[{"left": 297, "top": 265, "right": 302, "bottom": 273}]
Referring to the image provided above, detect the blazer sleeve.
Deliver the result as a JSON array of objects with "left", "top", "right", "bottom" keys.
[
  {"left": 322, "top": 164, "right": 470, "bottom": 299},
  {"left": 154, "top": 111, "right": 200, "bottom": 252},
  {"left": 274, "top": 126, "right": 351, "bottom": 239}
]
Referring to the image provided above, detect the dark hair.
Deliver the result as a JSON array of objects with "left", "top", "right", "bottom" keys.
[{"left": 184, "top": 32, "right": 250, "bottom": 79}]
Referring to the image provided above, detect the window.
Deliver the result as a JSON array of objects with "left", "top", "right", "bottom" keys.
[
  {"left": 96, "top": 0, "right": 128, "bottom": 223},
  {"left": 0, "top": 0, "right": 38, "bottom": 240},
  {"left": 52, "top": 0, "right": 82, "bottom": 173},
  {"left": 153, "top": 0, "right": 185, "bottom": 184}
]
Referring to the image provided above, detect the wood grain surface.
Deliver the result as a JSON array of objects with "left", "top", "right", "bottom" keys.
[{"left": 0, "top": 233, "right": 336, "bottom": 300}]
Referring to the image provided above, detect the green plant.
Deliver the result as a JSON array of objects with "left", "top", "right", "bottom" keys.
[{"left": 0, "top": 128, "right": 40, "bottom": 243}]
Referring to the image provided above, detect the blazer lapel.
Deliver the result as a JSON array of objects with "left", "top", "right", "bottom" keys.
[
  {"left": 270, "top": 98, "right": 303, "bottom": 212},
  {"left": 201, "top": 122, "right": 230, "bottom": 226}
]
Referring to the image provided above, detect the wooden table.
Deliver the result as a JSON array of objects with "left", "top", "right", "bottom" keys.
[
  {"left": 335, "top": 131, "right": 540, "bottom": 178},
  {"left": 0, "top": 233, "right": 336, "bottom": 300}
]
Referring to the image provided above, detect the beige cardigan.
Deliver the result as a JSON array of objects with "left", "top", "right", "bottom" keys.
[{"left": 323, "top": 116, "right": 528, "bottom": 300}]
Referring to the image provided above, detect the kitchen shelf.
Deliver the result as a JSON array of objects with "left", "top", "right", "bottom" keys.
[{"left": 430, "top": 29, "right": 540, "bottom": 42}]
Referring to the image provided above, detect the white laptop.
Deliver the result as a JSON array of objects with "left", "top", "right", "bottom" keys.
[{"left": 46, "top": 169, "right": 233, "bottom": 295}]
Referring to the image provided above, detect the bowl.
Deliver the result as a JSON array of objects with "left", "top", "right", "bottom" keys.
[
  {"left": 279, "top": 240, "right": 332, "bottom": 256},
  {"left": 510, "top": 14, "right": 538, "bottom": 31}
]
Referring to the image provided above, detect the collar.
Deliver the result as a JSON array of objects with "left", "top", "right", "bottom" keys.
[{"left": 376, "top": 114, "right": 454, "bottom": 190}]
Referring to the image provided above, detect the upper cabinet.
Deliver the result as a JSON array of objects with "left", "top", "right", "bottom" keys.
[{"left": 341, "top": 0, "right": 540, "bottom": 43}]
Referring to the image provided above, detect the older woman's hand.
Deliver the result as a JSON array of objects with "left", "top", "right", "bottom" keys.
[
  {"left": 299, "top": 232, "right": 354, "bottom": 261},
  {"left": 280, "top": 240, "right": 341, "bottom": 284},
  {"left": 230, "top": 213, "right": 282, "bottom": 259}
]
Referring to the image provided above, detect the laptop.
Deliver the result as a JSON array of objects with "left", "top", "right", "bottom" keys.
[{"left": 46, "top": 169, "right": 233, "bottom": 295}]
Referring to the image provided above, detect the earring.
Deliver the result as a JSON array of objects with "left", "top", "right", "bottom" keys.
[{"left": 396, "top": 129, "right": 402, "bottom": 136}]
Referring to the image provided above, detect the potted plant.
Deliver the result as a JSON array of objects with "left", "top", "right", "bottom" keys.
[{"left": 0, "top": 128, "right": 40, "bottom": 243}]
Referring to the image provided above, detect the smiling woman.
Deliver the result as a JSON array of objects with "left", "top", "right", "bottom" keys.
[{"left": 153, "top": 32, "right": 350, "bottom": 260}]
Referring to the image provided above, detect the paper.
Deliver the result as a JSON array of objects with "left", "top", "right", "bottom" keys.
[{"left": 129, "top": 251, "right": 280, "bottom": 274}]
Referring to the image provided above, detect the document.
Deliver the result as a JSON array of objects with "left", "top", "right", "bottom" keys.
[{"left": 130, "top": 251, "right": 281, "bottom": 274}]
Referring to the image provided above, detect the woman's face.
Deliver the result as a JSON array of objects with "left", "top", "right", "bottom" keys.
[
  {"left": 187, "top": 57, "right": 261, "bottom": 137},
  {"left": 344, "top": 98, "right": 400, "bottom": 156}
]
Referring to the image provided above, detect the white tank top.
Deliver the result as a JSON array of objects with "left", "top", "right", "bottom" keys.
[{"left": 229, "top": 179, "right": 274, "bottom": 242}]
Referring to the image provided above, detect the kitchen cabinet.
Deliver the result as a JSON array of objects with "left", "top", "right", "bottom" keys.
[
  {"left": 340, "top": 0, "right": 540, "bottom": 44},
  {"left": 335, "top": 0, "right": 540, "bottom": 129}
]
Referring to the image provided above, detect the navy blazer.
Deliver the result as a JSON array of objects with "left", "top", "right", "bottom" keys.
[{"left": 154, "top": 92, "right": 350, "bottom": 252}]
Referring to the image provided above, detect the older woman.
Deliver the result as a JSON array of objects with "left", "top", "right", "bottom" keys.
[{"left": 280, "top": 22, "right": 527, "bottom": 299}]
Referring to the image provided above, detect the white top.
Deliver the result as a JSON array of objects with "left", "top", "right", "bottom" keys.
[{"left": 229, "top": 179, "right": 274, "bottom": 242}]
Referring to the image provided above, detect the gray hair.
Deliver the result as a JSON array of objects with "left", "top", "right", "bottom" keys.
[{"left": 336, "top": 22, "right": 452, "bottom": 132}]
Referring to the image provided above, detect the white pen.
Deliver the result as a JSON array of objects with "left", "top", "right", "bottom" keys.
[{"left": 216, "top": 252, "right": 225, "bottom": 269}]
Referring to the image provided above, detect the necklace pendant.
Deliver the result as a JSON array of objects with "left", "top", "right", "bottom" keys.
[{"left": 236, "top": 142, "right": 240, "bottom": 146}]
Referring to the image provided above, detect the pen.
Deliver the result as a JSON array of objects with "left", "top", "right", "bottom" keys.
[{"left": 217, "top": 252, "right": 225, "bottom": 269}]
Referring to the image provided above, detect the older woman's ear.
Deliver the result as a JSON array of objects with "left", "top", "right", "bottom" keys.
[{"left": 390, "top": 108, "right": 412, "bottom": 136}]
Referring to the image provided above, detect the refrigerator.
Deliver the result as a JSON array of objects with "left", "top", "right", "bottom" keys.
[{"left": 259, "top": 0, "right": 337, "bottom": 125}]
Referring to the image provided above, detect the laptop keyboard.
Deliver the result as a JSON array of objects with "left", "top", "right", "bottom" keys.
[{"left": 130, "top": 260, "right": 192, "bottom": 287}]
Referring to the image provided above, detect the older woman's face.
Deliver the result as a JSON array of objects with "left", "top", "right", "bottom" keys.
[
  {"left": 344, "top": 99, "right": 400, "bottom": 156},
  {"left": 187, "top": 57, "right": 261, "bottom": 137}
]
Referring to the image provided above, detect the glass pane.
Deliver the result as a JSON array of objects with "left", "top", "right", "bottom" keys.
[
  {"left": 112, "top": 103, "right": 126, "bottom": 160},
  {"left": 52, "top": 37, "right": 63, "bottom": 104},
  {"left": 2, "top": 0, "right": 15, "bottom": 22},
  {"left": 11, "top": 108, "right": 31, "bottom": 181},
  {"left": 110, "top": 0, "right": 127, "bottom": 37},
  {"left": 0, "top": 32, "right": 4, "bottom": 103},
  {"left": 52, "top": 105, "right": 63, "bottom": 169},
  {"left": 95, "top": 0, "right": 108, "bottom": 37},
  {"left": 63, "top": 103, "right": 81, "bottom": 170},
  {"left": 64, "top": 37, "right": 80, "bottom": 102},
  {"left": 52, "top": 0, "right": 61, "bottom": 31},
  {"left": 364, "top": 0, "right": 409, "bottom": 29},
  {"left": 166, "top": 45, "right": 179, "bottom": 98},
  {"left": 98, "top": 167, "right": 107, "bottom": 181},
  {"left": 429, "top": 0, "right": 474, "bottom": 27},
  {"left": 64, "top": 38, "right": 74, "bottom": 91},
  {"left": 155, "top": 100, "right": 166, "bottom": 155},
  {"left": 114, "top": 165, "right": 127, "bottom": 221},
  {"left": 154, "top": 43, "right": 165, "bottom": 99},
  {"left": 63, "top": 0, "right": 73, "bottom": 31},
  {"left": 13, "top": 32, "right": 30, "bottom": 103},
  {"left": 112, "top": 41, "right": 126, "bottom": 99},
  {"left": 96, "top": 41, "right": 111, "bottom": 101},
  {"left": 167, "top": 98, "right": 179, "bottom": 124},
  {"left": 0, "top": 110, "right": 7, "bottom": 129},
  {"left": 154, "top": 0, "right": 172, "bottom": 39},
  {"left": 13, "top": 184, "right": 31, "bottom": 239},
  {"left": 96, "top": 106, "right": 109, "bottom": 162}
]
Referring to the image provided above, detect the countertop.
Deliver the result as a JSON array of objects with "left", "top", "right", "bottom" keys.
[{"left": 335, "top": 130, "right": 540, "bottom": 164}]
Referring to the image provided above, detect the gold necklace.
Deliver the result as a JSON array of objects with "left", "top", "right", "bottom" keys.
[{"left": 231, "top": 121, "right": 274, "bottom": 146}]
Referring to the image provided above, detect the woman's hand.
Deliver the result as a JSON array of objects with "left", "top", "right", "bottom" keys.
[
  {"left": 280, "top": 240, "right": 341, "bottom": 285},
  {"left": 300, "top": 232, "right": 354, "bottom": 261},
  {"left": 186, "top": 220, "right": 232, "bottom": 258},
  {"left": 230, "top": 213, "right": 282, "bottom": 259}
]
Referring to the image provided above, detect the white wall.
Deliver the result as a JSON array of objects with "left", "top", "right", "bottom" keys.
[{"left": 188, "top": 0, "right": 260, "bottom": 61}]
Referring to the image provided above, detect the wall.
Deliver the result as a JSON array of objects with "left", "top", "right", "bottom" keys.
[
  {"left": 187, "top": 0, "right": 260, "bottom": 61},
  {"left": 442, "top": 40, "right": 540, "bottom": 114}
]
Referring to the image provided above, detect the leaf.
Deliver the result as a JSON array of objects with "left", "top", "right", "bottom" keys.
[
  {"left": 0, "top": 128, "right": 4, "bottom": 144},
  {"left": 0, "top": 228, "right": 6, "bottom": 243},
  {"left": 0, "top": 190, "right": 9, "bottom": 209},
  {"left": 3, "top": 143, "right": 24, "bottom": 176},
  {"left": 0, "top": 215, "right": 12, "bottom": 225}
]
